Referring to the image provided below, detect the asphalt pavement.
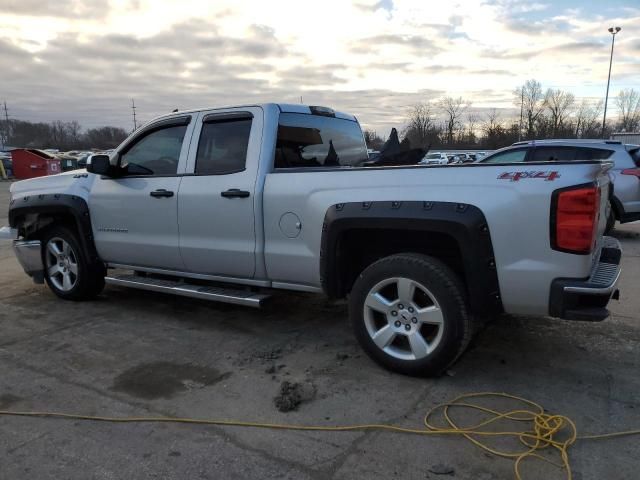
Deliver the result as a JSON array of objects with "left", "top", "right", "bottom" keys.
[{"left": 0, "top": 180, "right": 638, "bottom": 479}]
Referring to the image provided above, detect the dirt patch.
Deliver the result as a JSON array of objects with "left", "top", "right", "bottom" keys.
[
  {"left": 236, "top": 347, "right": 285, "bottom": 367},
  {"left": 112, "top": 362, "right": 229, "bottom": 400},
  {"left": 274, "top": 380, "right": 316, "bottom": 412},
  {"left": 0, "top": 393, "right": 22, "bottom": 409}
]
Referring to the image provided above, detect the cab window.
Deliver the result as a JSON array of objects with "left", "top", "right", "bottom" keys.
[
  {"left": 120, "top": 125, "right": 187, "bottom": 176},
  {"left": 530, "top": 147, "right": 576, "bottom": 162},
  {"left": 195, "top": 117, "right": 252, "bottom": 175},
  {"left": 481, "top": 148, "right": 528, "bottom": 163},
  {"left": 275, "top": 113, "right": 369, "bottom": 168}
]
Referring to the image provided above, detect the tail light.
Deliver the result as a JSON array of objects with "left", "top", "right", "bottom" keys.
[
  {"left": 551, "top": 184, "right": 600, "bottom": 254},
  {"left": 621, "top": 168, "right": 640, "bottom": 178}
]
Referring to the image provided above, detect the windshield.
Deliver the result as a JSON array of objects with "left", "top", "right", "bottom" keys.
[{"left": 425, "top": 153, "right": 440, "bottom": 159}]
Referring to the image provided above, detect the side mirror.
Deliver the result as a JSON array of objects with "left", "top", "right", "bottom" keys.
[{"left": 86, "top": 154, "right": 112, "bottom": 176}]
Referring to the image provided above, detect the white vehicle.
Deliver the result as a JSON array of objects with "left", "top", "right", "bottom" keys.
[
  {"left": 4, "top": 103, "right": 623, "bottom": 376},
  {"left": 420, "top": 152, "right": 449, "bottom": 165}
]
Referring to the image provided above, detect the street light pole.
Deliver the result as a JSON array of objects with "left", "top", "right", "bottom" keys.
[{"left": 602, "top": 26, "right": 621, "bottom": 138}]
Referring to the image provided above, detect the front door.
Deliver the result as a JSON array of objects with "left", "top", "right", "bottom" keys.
[
  {"left": 90, "top": 117, "right": 194, "bottom": 270},
  {"left": 178, "top": 108, "right": 262, "bottom": 278}
]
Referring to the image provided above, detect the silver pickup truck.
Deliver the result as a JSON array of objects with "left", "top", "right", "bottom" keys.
[{"left": 4, "top": 103, "right": 622, "bottom": 376}]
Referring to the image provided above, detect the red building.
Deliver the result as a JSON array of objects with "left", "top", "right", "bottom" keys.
[{"left": 11, "top": 149, "right": 62, "bottom": 179}]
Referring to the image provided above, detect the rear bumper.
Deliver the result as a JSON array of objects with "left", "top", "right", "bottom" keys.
[{"left": 549, "top": 237, "right": 622, "bottom": 321}]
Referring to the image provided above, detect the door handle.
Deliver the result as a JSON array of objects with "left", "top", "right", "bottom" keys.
[
  {"left": 221, "top": 189, "right": 250, "bottom": 198},
  {"left": 150, "top": 189, "right": 174, "bottom": 198}
]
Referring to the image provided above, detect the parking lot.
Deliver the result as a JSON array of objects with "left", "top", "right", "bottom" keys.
[{"left": 0, "top": 179, "right": 638, "bottom": 479}]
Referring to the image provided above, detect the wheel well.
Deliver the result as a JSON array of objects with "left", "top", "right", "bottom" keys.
[
  {"left": 14, "top": 212, "right": 78, "bottom": 240},
  {"left": 610, "top": 196, "right": 622, "bottom": 220},
  {"left": 332, "top": 228, "right": 465, "bottom": 298}
]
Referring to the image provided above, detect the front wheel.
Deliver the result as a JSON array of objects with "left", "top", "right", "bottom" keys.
[
  {"left": 349, "top": 253, "right": 472, "bottom": 376},
  {"left": 42, "top": 226, "right": 105, "bottom": 300}
]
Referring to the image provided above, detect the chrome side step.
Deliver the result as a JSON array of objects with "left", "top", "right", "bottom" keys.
[{"left": 104, "top": 274, "right": 270, "bottom": 308}]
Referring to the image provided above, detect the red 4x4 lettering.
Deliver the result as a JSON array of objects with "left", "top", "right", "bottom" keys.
[{"left": 498, "top": 171, "right": 560, "bottom": 182}]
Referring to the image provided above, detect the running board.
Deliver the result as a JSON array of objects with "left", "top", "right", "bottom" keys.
[{"left": 104, "top": 274, "right": 270, "bottom": 308}]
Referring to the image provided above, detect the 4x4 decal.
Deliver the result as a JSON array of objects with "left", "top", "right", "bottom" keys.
[{"left": 498, "top": 171, "right": 560, "bottom": 182}]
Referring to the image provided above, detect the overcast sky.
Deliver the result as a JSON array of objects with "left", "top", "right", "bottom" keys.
[{"left": 1, "top": 0, "right": 638, "bottom": 136}]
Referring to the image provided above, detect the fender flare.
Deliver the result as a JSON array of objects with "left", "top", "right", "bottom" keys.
[
  {"left": 320, "top": 201, "right": 503, "bottom": 316},
  {"left": 9, "top": 193, "right": 100, "bottom": 262}
]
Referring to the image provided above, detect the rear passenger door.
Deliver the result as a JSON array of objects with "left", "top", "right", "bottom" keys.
[{"left": 177, "top": 108, "right": 263, "bottom": 278}]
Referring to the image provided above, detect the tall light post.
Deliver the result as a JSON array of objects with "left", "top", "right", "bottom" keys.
[{"left": 602, "top": 26, "right": 621, "bottom": 138}]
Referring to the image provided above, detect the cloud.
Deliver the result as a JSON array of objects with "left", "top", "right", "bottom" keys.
[
  {"left": 354, "top": 0, "right": 394, "bottom": 12},
  {"left": 349, "top": 33, "right": 444, "bottom": 55},
  {"left": 502, "top": 17, "right": 574, "bottom": 36},
  {"left": 0, "top": 0, "right": 111, "bottom": 18},
  {"left": 0, "top": 0, "right": 638, "bottom": 136}
]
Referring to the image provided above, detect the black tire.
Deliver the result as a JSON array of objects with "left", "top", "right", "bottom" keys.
[
  {"left": 41, "top": 225, "right": 105, "bottom": 300},
  {"left": 605, "top": 205, "right": 616, "bottom": 234},
  {"left": 349, "top": 253, "right": 472, "bottom": 377}
]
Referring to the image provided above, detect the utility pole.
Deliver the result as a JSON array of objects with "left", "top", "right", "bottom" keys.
[
  {"left": 2, "top": 101, "right": 9, "bottom": 150},
  {"left": 518, "top": 87, "right": 524, "bottom": 141},
  {"left": 602, "top": 26, "right": 621, "bottom": 138},
  {"left": 131, "top": 98, "right": 138, "bottom": 131}
]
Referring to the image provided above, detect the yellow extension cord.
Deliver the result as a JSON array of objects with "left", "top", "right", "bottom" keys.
[{"left": 1, "top": 392, "right": 638, "bottom": 480}]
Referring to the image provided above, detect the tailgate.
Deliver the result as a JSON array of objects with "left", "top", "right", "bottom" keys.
[{"left": 595, "top": 162, "right": 614, "bottom": 252}]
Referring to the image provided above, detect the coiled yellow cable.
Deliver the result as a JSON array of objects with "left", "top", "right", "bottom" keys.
[{"left": 1, "top": 392, "right": 638, "bottom": 480}]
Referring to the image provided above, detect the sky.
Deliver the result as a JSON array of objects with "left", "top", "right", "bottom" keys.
[{"left": 0, "top": 0, "right": 638, "bottom": 136}]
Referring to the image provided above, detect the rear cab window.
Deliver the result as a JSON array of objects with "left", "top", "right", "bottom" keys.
[
  {"left": 274, "top": 113, "right": 368, "bottom": 168},
  {"left": 481, "top": 148, "right": 528, "bottom": 163},
  {"left": 530, "top": 146, "right": 614, "bottom": 162}
]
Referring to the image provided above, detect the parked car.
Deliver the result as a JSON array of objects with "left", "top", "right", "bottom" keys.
[
  {"left": 477, "top": 139, "right": 640, "bottom": 231},
  {"left": 420, "top": 152, "right": 449, "bottom": 165},
  {"left": 4, "top": 104, "right": 621, "bottom": 376},
  {"left": 77, "top": 153, "right": 91, "bottom": 168}
]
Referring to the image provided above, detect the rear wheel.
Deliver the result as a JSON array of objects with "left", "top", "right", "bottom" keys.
[
  {"left": 605, "top": 203, "right": 616, "bottom": 234},
  {"left": 349, "top": 253, "right": 472, "bottom": 376},
  {"left": 42, "top": 226, "right": 105, "bottom": 300}
]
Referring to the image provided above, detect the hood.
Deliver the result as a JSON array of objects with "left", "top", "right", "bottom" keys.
[{"left": 10, "top": 169, "right": 94, "bottom": 201}]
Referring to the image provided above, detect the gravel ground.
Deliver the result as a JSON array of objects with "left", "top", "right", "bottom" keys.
[{"left": 0, "top": 179, "right": 638, "bottom": 479}]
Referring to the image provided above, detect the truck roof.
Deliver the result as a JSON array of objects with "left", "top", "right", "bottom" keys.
[
  {"left": 511, "top": 139, "right": 623, "bottom": 146},
  {"left": 149, "top": 103, "right": 357, "bottom": 125}
]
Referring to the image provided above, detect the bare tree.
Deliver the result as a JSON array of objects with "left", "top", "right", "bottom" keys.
[
  {"left": 461, "top": 112, "right": 480, "bottom": 145},
  {"left": 363, "top": 129, "right": 384, "bottom": 150},
  {"left": 482, "top": 109, "right": 502, "bottom": 136},
  {"left": 480, "top": 109, "right": 503, "bottom": 149},
  {"left": 616, "top": 88, "right": 640, "bottom": 132},
  {"left": 67, "top": 120, "right": 82, "bottom": 147},
  {"left": 439, "top": 96, "right": 469, "bottom": 144},
  {"left": 403, "top": 103, "right": 438, "bottom": 148},
  {"left": 466, "top": 112, "right": 479, "bottom": 136},
  {"left": 573, "top": 99, "right": 603, "bottom": 138},
  {"left": 514, "top": 79, "right": 545, "bottom": 138},
  {"left": 544, "top": 88, "right": 575, "bottom": 137}
]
